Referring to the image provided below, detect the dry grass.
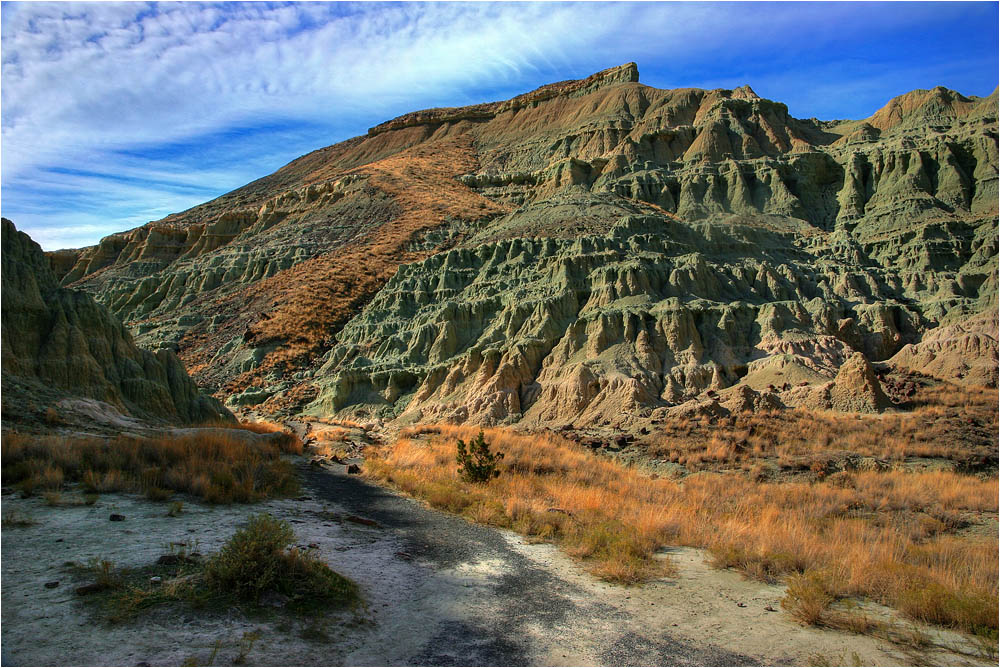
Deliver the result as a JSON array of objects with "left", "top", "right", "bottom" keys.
[
  {"left": 367, "top": 423, "right": 997, "bottom": 637},
  {"left": 230, "top": 136, "right": 506, "bottom": 381},
  {"left": 2, "top": 426, "right": 301, "bottom": 504},
  {"left": 314, "top": 417, "right": 364, "bottom": 429},
  {"left": 649, "top": 384, "right": 997, "bottom": 469}
]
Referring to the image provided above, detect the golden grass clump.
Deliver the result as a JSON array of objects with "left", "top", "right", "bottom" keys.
[
  {"left": 366, "top": 423, "right": 998, "bottom": 636},
  {"left": 2, "top": 427, "right": 301, "bottom": 504},
  {"left": 649, "top": 384, "right": 997, "bottom": 468}
]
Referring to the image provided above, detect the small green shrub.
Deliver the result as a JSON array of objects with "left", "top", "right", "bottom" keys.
[
  {"left": 456, "top": 430, "right": 504, "bottom": 483},
  {"left": 203, "top": 513, "right": 358, "bottom": 609},
  {"left": 205, "top": 514, "right": 294, "bottom": 601}
]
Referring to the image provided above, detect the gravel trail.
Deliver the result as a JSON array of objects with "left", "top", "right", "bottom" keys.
[
  {"left": 2, "top": 458, "right": 951, "bottom": 666},
  {"left": 301, "top": 464, "right": 756, "bottom": 666}
]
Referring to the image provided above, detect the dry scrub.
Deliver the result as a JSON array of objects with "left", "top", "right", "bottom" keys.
[
  {"left": 650, "top": 383, "right": 997, "bottom": 470},
  {"left": 233, "top": 136, "right": 506, "bottom": 378},
  {"left": 2, "top": 424, "right": 302, "bottom": 504},
  {"left": 366, "top": 423, "right": 997, "bottom": 638}
]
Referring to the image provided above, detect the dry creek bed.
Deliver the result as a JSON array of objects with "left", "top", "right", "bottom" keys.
[{"left": 1, "top": 458, "right": 990, "bottom": 666}]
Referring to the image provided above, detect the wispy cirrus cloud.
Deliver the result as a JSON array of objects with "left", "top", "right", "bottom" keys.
[{"left": 2, "top": 2, "right": 996, "bottom": 249}]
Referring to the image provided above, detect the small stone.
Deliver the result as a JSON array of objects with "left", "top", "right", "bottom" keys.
[
  {"left": 44, "top": 581, "right": 59, "bottom": 589},
  {"left": 346, "top": 464, "right": 361, "bottom": 474},
  {"left": 345, "top": 515, "right": 378, "bottom": 527},
  {"left": 308, "top": 543, "right": 320, "bottom": 549},
  {"left": 149, "top": 577, "right": 162, "bottom": 586},
  {"left": 109, "top": 514, "right": 126, "bottom": 522},
  {"left": 75, "top": 583, "right": 104, "bottom": 596}
]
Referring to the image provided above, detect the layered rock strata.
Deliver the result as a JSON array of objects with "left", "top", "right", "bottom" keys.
[
  {"left": 43, "top": 64, "right": 997, "bottom": 423},
  {"left": 2, "top": 219, "right": 231, "bottom": 430}
]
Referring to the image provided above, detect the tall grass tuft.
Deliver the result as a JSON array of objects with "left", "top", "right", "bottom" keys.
[
  {"left": 2, "top": 426, "right": 301, "bottom": 504},
  {"left": 368, "top": 423, "right": 998, "bottom": 635}
]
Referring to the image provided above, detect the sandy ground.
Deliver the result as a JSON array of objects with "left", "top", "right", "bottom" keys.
[{"left": 1, "top": 460, "right": 990, "bottom": 666}]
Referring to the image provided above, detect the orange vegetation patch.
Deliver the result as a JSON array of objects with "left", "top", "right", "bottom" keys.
[
  {"left": 226, "top": 136, "right": 506, "bottom": 390},
  {"left": 367, "top": 424, "right": 997, "bottom": 637},
  {"left": 2, "top": 429, "right": 301, "bottom": 504},
  {"left": 650, "top": 383, "right": 998, "bottom": 471},
  {"left": 314, "top": 416, "right": 365, "bottom": 430}
]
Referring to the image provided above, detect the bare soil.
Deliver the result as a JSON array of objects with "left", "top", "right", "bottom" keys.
[{"left": 1, "top": 459, "right": 989, "bottom": 666}]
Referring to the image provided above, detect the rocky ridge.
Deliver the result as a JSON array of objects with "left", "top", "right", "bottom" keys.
[
  {"left": 42, "top": 64, "right": 998, "bottom": 426},
  {"left": 2, "top": 219, "right": 231, "bottom": 431}
]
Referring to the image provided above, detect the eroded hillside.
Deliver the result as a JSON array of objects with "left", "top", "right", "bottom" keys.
[
  {"left": 2, "top": 219, "right": 231, "bottom": 432},
  {"left": 48, "top": 63, "right": 998, "bottom": 424}
]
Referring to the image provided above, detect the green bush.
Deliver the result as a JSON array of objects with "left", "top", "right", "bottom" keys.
[
  {"left": 456, "top": 430, "right": 504, "bottom": 483},
  {"left": 205, "top": 514, "right": 294, "bottom": 602},
  {"left": 204, "top": 513, "right": 358, "bottom": 610}
]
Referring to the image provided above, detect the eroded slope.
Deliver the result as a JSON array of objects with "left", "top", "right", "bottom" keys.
[
  {"left": 47, "top": 64, "right": 998, "bottom": 421},
  {"left": 2, "top": 219, "right": 231, "bottom": 431}
]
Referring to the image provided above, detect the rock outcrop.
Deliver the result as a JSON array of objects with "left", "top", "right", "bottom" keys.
[
  {"left": 888, "top": 309, "right": 999, "bottom": 386},
  {"left": 41, "top": 64, "right": 998, "bottom": 425},
  {"left": 2, "top": 219, "right": 232, "bottom": 430}
]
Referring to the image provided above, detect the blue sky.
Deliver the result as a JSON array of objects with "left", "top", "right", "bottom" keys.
[{"left": 2, "top": 2, "right": 997, "bottom": 250}]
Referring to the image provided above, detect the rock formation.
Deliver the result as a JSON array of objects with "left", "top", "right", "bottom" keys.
[
  {"left": 2, "top": 219, "right": 232, "bottom": 430},
  {"left": 41, "top": 64, "right": 998, "bottom": 425}
]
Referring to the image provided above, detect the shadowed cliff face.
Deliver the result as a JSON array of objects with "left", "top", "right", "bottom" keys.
[
  {"left": 2, "top": 219, "right": 232, "bottom": 430},
  {"left": 46, "top": 64, "right": 998, "bottom": 423}
]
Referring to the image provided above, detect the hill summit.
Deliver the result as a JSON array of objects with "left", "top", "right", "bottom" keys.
[{"left": 43, "top": 63, "right": 998, "bottom": 427}]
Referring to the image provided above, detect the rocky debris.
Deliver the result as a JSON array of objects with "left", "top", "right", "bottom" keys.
[
  {"left": 44, "top": 581, "right": 59, "bottom": 589},
  {"left": 344, "top": 515, "right": 377, "bottom": 527},
  {"left": 719, "top": 385, "right": 785, "bottom": 413},
  {"left": 889, "top": 309, "right": 999, "bottom": 387},
  {"left": 346, "top": 464, "right": 361, "bottom": 475},
  {"left": 74, "top": 583, "right": 104, "bottom": 596},
  {"left": 781, "top": 352, "right": 892, "bottom": 414},
  {"left": 109, "top": 514, "right": 126, "bottom": 522},
  {"left": 829, "top": 353, "right": 893, "bottom": 414},
  {"left": 662, "top": 399, "right": 730, "bottom": 421}
]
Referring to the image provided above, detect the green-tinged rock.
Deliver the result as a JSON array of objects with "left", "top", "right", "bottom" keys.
[{"left": 1, "top": 219, "right": 232, "bottom": 428}]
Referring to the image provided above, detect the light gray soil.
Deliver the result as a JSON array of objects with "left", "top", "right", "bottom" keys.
[{"left": 1, "top": 460, "right": 989, "bottom": 666}]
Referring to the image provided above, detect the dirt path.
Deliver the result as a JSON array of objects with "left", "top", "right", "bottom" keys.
[
  {"left": 303, "top": 464, "right": 756, "bottom": 666},
  {"left": 301, "top": 464, "right": 974, "bottom": 667},
  {"left": 1, "top": 459, "right": 981, "bottom": 666}
]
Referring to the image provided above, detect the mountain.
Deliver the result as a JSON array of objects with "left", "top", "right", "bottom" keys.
[
  {"left": 2, "top": 219, "right": 232, "bottom": 432},
  {"left": 45, "top": 63, "right": 998, "bottom": 426}
]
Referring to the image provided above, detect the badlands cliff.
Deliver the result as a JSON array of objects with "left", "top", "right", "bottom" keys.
[
  {"left": 2, "top": 219, "right": 231, "bottom": 431},
  {"left": 42, "top": 63, "right": 998, "bottom": 426}
]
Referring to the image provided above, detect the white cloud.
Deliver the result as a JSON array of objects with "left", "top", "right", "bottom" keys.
[{"left": 1, "top": 2, "right": 995, "bottom": 249}]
